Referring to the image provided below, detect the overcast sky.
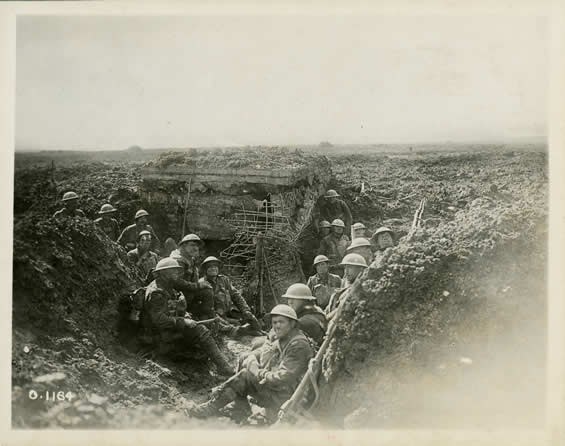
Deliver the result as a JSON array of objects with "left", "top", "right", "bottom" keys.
[{"left": 15, "top": 14, "right": 547, "bottom": 151}]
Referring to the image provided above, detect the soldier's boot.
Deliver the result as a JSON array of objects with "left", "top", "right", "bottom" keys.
[
  {"left": 229, "top": 395, "right": 252, "bottom": 423},
  {"left": 187, "top": 387, "right": 238, "bottom": 418},
  {"left": 201, "top": 336, "right": 234, "bottom": 377}
]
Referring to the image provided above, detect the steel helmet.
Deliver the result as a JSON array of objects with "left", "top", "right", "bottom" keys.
[
  {"left": 352, "top": 222, "right": 366, "bottom": 230},
  {"left": 201, "top": 256, "right": 221, "bottom": 267},
  {"left": 346, "top": 237, "right": 371, "bottom": 251},
  {"left": 282, "top": 283, "right": 315, "bottom": 301},
  {"left": 331, "top": 219, "right": 345, "bottom": 228},
  {"left": 340, "top": 253, "right": 368, "bottom": 268},
  {"left": 319, "top": 220, "right": 331, "bottom": 229},
  {"left": 154, "top": 257, "right": 182, "bottom": 272},
  {"left": 137, "top": 230, "right": 152, "bottom": 241},
  {"left": 373, "top": 227, "right": 393, "bottom": 237},
  {"left": 179, "top": 233, "right": 202, "bottom": 245},
  {"left": 62, "top": 191, "right": 79, "bottom": 201},
  {"left": 324, "top": 189, "right": 340, "bottom": 198},
  {"left": 313, "top": 254, "right": 330, "bottom": 266},
  {"left": 98, "top": 203, "right": 117, "bottom": 214},
  {"left": 268, "top": 304, "right": 298, "bottom": 321},
  {"left": 135, "top": 209, "right": 149, "bottom": 219}
]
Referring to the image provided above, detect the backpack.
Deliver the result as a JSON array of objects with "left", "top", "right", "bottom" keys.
[{"left": 116, "top": 287, "right": 147, "bottom": 346}]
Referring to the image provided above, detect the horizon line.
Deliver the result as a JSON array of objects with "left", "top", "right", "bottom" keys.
[{"left": 15, "top": 138, "right": 547, "bottom": 153}]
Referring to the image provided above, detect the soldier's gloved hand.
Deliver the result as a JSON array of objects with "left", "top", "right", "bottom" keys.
[
  {"left": 257, "top": 369, "right": 269, "bottom": 385},
  {"left": 183, "top": 318, "right": 198, "bottom": 329}
]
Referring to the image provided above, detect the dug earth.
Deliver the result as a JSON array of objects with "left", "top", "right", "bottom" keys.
[{"left": 12, "top": 147, "right": 547, "bottom": 428}]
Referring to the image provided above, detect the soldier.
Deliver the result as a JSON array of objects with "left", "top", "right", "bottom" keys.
[
  {"left": 318, "top": 220, "right": 331, "bottom": 239},
  {"left": 306, "top": 255, "right": 342, "bottom": 309},
  {"left": 198, "top": 256, "right": 262, "bottom": 337},
  {"left": 283, "top": 283, "right": 327, "bottom": 347},
  {"left": 345, "top": 237, "right": 374, "bottom": 268},
  {"left": 302, "top": 220, "right": 332, "bottom": 278},
  {"left": 170, "top": 234, "right": 212, "bottom": 307},
  {"left": 318, "top": 219, "right": 350, "bottom": 274},
  {"left": 351, "top": 222, "right": 367, "bottom": 239},
  {"left": 319, "top": 189, "right": 352, "bottom": 236},
  {"left": 127, "top": 230, "right": 159, "bottom": 284},
  {"left": 94, "top": 203, "right": 120, "bottom": 241},
  {"left": 52, "top": 191, "right": 86, "bottom": 219},
  {"left": 140, "top": 258, "right": 234, "bottom": 376},
  {"left": 187, "top": 304, "right": 313, "bottom": 421},
  {"left": 117, "top": 209, "right": 160, "bottom": 253},
  {"left": 325, "top": 253, "right": 368, "bottom": 320},
  {"left": 371, "top": 226, "right": 395, "bottom": 251}
]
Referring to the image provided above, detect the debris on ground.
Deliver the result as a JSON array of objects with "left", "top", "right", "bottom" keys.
[{"left": 12, "top": 148, "right": 547, "bottom": 428}]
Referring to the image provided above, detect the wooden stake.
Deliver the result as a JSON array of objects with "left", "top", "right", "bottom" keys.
[
  {"left": 256, "top": 233, "right": 265, "bottom": 315},
  {"left": 181, "top": 177, "right": 192, "bottom": 237}
]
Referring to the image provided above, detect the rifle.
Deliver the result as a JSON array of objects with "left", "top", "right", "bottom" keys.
[
  {"left": 276, "top": 284, "right": 355, "bottom": 424},
  {"left": 195, "top": 316, "right": 218, "bottom": 326}
]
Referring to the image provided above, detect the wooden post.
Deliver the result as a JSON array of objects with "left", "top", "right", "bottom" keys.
[
  {"left": 182, "top": 178, "right": 192, "bottom": 237},
  {"left": 256, "top": 233, "right": 265, "bottom": 314}
]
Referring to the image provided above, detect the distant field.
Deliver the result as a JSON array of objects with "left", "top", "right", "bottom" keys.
[{"left": 14, "top": 142, "right": 546, "bottom": 168}]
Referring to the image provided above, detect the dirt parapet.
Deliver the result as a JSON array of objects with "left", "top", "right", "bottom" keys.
[
  {"left": 315, "top": 193, "right": 547, "bottom": 427},
  {"left": 11, "top": 215, "right": 239, "bottom": 427}
]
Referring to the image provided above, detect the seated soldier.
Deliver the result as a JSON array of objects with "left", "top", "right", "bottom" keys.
[
  {"left": 169, "top": 233, "right": 212, "bottom": 308},
  {"left": 325, "top": 253, "right": 368, "bottom": 320},
  {"left": 187, "top": 304, "right": 313, "bottom": 422},
  {"left": 306, "top": 255, "right": 342, "bottom": 309},
  {"left": 283, "top": 283, "right": 328, "bottom": 347},
  {"left": 139, "top": 258, "right": 233, "bottom": 376},
  {"left": 197, "top": 256, "right": 262, "bottom": 337},
  {"left": 127, "top": 230, "right": 159, "bottom": 284}
]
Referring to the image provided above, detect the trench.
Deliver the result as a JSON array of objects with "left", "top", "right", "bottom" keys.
[{"left": 11, "top": 149, "right": 547, "bottom": 428}]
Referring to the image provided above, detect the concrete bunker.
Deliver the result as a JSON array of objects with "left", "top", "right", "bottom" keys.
[{"left": 139, "top": 147, "right": 332, "bottom": 313}]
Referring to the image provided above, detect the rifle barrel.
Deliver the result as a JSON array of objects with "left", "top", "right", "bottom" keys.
[{"left": 277, "top": 285, "right": 354, "bottom": 423}]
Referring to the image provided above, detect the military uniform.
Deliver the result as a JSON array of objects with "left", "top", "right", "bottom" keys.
[
  {"left": 127, "top": 248, "right": 159, "bottom": 281},
  {"left": 140, "top": 279, "right": 204, "bottom": 348},
  {"left": 319, "top": 199, "right": 352, "bottom": 232},
  {"left": 200, "top": 275, "right": 251, "bottom": 318},
  {"left": 94, "top": 217, "right": 120, "bottom": 241},
  {"left": 169, "top": 249, "right": 218, "bottom": 320},
  {"left": 319, "top": 234, "right": 350, "bottom": 265},
  {"left": 117, "top": 224, "right": 160, "bottom": 252},
  {"left": 198, "top": 275, "right": 260, "bottom": 337},
  {"left": 295, "top": 304, "right": 327, "bottom": 346},
  {"left": 170, "top": 249, "right": 200, "bottom": 294},
  {"left": 306, "top": 272, "right": 342, "bottom": 309},
  {"left": 192, "top": 327, "right": 313, "bottom": 421},
  {"left": 52, "top": 208, "right": 86, "bottom": 219}
]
